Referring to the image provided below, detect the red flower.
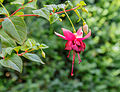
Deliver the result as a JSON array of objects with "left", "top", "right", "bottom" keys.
[{"left": 55, "top": 27, "right": 91, "bottom": 76}]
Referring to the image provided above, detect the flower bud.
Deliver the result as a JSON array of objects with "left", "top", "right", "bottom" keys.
[
  {"left": 59, "top": 18, "right": 62, "bottom": 22},
  {"left": 83, "top": 24, "right": 88, "bottom": 34},
  {"left": 60, "top": 14, "right": 65, "bottom": 17},
  {"left": 42, "top": 51, "right": 45, "bottom": 58}
]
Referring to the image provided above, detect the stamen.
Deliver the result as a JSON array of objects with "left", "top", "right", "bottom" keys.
[
  {"left": 71, "top": 51, "right": 76, "bottom": 76},
  {"left": 67, "top": 50, "right": 71, "bottom": 58},
  {"left": 77, "top": 53, "right": 82, "bottom": 64}
]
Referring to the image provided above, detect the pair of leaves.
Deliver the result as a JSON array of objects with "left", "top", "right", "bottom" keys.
[{"left": 0, "top": 52, "right": 44, "bottom": 72}]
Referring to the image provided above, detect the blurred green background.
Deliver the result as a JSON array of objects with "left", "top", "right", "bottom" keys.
[{"left": 0, "top": 0, "right": 120, "bottom": 92}]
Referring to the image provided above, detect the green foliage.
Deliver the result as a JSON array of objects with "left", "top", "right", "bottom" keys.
[
  {"left": 2, "top": 16, "right": 27, "bottom": 45},
  {"left": 0, "top": 0, "right": 120, "bottom": 92},
  {"left": 0, "top": 0, "right": 49, "bottom": 72}
]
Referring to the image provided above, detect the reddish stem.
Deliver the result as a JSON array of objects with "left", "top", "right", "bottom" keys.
[
  {"left": 11, "top": 7, "right": 23, "bottom": 16},
  {"left": 18, "top": 6, "right": 79, "bottom": 17},
  {"left": 0, "top": 5, "right": 79, "bottom": 29},
  {"left": 10, "top": 0, "right": 33, "bottom": 16},
  {"left": 51, "top": 6, "right": 79, "bottom": 15},
  {"left": 17, "top": 50, "right": 28, "bottom": 56},
  {"left": 28, "top": 0, "right": 33, "bottom": 3},
  {"left": 18, "top": 14, "right": 40, "bottom": 17}
]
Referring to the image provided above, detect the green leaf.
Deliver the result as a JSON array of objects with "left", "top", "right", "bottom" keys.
[
  {"left": 50, "top": 13, "right": 59, "bottom": 24},
  {"left": 24, "top": 0, "right": 37, "bottom": 9},
  {"left": 1, "top": 48, "right": 7, "bottom": 57},
  {"left": 11, "top": 0, "right": 24, "bottom": 5},
  {"left": 21, "top": 39, "right": 38, "bottom": 51},
  {"left": 23, "top": 53, "right": 45, "bottom": 64},
  {"left": 38, "top": 43, "right": 49, "bottom": 49},
  {"left": 45, "top": 4, "right": 66, "bottom": 10},
  {"left": 15, "top": 12, "right": 24, "bottom": 19},
  {"left": 0, "top": 7, "right": 7, "bottom": 15},
  {"left": 2, "top": 16, "right": 27, "bottom": 45},
  {"left": 14, "top": 46, "right": 21, "bottom": 52},
  {"left": 32, "top": 7, "right": 50, "bottom": 20},
  {"left": 0, "top": 0, "right": 4, "bottom": 3},
  {"left": 0, "top": 54, "right": 23, "bottom": 72},
  {"left": 57, "top": 4, "right": 66, "bottom": 9},
  {"left": 44, "top": 4, "right": 57, "bottom": 11},
  {"left": 26, "top": 38, "right": 36, "bottom": 47},
  {"left": 0, "top": 30, "right": 17, "bottom": 48},
  {"left": 65, "top": 1, "right": 73, "bottom": 8},
  {"left": 32, "top": 4, "right": 66, "bottom": 24},
  {"left": 80, "top": 1, "right": 86, "bottom": 6},
  {"left": 5, "top": 47, "right": 13, "bottom": 55}
]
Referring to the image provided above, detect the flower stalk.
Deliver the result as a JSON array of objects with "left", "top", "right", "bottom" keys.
[{"left": 64, "top": 9, "right": 76, "bottom": 33}]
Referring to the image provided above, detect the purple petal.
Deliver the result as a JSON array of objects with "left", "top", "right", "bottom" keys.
[
  {"left": 62, "top": 28, "right": 76, "bottom": 41},
  {"left": 55, "top": 32, "right": 66, "bottom": 40}
]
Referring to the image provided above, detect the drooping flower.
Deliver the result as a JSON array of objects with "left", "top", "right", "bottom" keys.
[{"left": 55, "top": 26, "right": 91, "bottom": 76}]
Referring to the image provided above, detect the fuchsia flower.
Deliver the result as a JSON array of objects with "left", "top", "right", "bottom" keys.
[{"left": 55, "top": 26, "right": 91, "bottom": 76}]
